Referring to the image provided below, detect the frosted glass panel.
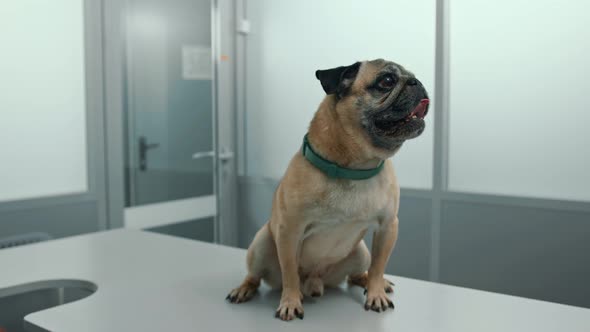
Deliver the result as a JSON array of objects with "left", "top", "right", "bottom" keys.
[
  {"left": 246, "top": 0, "right": 436, "bottom": 189},
  {"left": 448, "top": 0, "right": 590, "bottom": 201},
  {"left": 0, "top": 1, "right": 87, "bottom": 202}
]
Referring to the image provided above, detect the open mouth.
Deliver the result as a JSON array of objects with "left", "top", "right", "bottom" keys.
[{"left": 373, "top": 98, "right": 430, "bottom": 131}]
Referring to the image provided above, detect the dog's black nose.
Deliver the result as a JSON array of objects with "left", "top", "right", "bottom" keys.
[{"left": 406, "top": 78, "right": 418, "bottom": 86}]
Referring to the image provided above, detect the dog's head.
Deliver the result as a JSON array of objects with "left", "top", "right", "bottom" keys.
[{"left": 315, "top": 59, "right": 429, "bottom": 153}]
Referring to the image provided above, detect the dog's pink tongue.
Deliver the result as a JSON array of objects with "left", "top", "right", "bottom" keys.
[{"left": 411, "top": 99, "right": 430, "bottom": 118}]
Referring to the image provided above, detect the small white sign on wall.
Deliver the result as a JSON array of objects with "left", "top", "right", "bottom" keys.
[{"left": 181, "top": 45, "right": 212, "bottom": 80}]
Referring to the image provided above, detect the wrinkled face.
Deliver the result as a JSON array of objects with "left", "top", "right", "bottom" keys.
[{"left": 316, "top": 59, "right": 430, "bottom": 151}]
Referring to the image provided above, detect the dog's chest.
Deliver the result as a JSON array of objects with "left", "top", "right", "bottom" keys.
[
  {"left": 298, "top": 179, "right": 393, "bottom": 270},
  {"left": 326, "top": 178, "right": 391, "bottom": 218},
  {"left": 303, "top": 177, "right": 393, "bottom": 236}
]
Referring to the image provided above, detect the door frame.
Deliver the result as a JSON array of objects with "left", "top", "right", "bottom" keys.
[{"left": 103, "top": 0, "right": 126, "bottom": 230}]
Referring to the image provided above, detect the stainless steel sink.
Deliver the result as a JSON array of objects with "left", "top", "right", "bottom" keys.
[{"left": 0, "top": 280, "right": 96, "bottom": 332}]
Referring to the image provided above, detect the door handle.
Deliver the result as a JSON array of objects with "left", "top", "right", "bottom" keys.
[
  {"left": 192, "top": 147, "right": 234, "bottom": 163},
  {"left": 139, "top": 136, "right": 160, "bottom": 171},
  {"left": 219, "top": 147, "right": 235, "bottom": 162},
  {"left": 192, "top": 151, "right": 215, "bottom": 159}
]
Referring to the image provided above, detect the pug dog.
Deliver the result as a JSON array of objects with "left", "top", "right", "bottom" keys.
[{"left": 226, "top": 59, "right": 430, "bottom": 321}]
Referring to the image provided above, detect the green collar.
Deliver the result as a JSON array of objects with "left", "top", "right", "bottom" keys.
[{"left": 301, "top": 134, "right": 384, "bottom": 180}]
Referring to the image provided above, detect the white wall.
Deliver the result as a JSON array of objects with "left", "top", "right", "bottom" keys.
[
  {"left": 246, "top": 0, "right": 436, "bottom": 189},
  {"left": 448, "top": 0, "right": 590, "bottom": 201},
  {"left": 0, "top": 1, "right": 88, "bottom": 202}
]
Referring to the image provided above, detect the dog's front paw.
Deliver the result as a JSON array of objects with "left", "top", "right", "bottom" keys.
[
  {"left": 275, "top": 294, "right": 304, "bottom": 321},
  {"left": 226, "top": 284, "right": 256, "bottom": 304},
  {"left": 364, "top": 279, "right": 394, "bottom": 312},
  {"left": 226, "top": 277, "right": 260, "bottom": 304},
  {"left": 351, "top": 272, "right": 395, "bottom": 294}
]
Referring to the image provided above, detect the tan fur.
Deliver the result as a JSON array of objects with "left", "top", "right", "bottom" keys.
[{"left": 227, "top": 60, "right": 425, "bottom": 321}]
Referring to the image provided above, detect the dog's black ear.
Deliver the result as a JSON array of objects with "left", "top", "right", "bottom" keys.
[{"left": 315, "top": 62, "right": 361, "bottom": 96}]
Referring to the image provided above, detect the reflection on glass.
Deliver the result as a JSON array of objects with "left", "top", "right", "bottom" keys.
[{"left": 123, "top": 0, "right": 214, "bottom": 207}]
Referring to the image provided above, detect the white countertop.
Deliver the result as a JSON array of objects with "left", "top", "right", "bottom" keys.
[{"left": 0, "top": 229, "right": 588, "bottom": 332}]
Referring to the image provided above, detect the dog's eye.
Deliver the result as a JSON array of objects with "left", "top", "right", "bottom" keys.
[{"left": 377, "top": 75, "right": 396, "bottom": 90}]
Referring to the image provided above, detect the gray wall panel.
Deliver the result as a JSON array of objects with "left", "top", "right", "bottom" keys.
[
  {"left": 0, "top": 202, "right": 100, "bottom": 242},
  {"left": 237, "top": 177, "right": 276, "bottom": 248},
  {"left": 383, "top": 196, "right": 431, "bottom": 280},
  {"left": 148, "top": 217, "right": 214, "bottom": 243},
  {"left": 440, "top": 201, "right": 590, "bottom": 308}
]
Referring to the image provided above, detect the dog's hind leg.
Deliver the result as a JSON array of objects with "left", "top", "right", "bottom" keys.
[
  {"left": 302, "top": 276, "right": 324, "bottom": 298},
  {"left": 227, "top": 223, "right": 281, "bottom": 303},
  {"left": 322, "top": 240, "right": 371, "bottom": 288}
]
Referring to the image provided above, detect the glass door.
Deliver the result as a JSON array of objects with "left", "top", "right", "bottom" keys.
[{"left": 123, "top": 0, "right": 217, "bottom": 231}]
